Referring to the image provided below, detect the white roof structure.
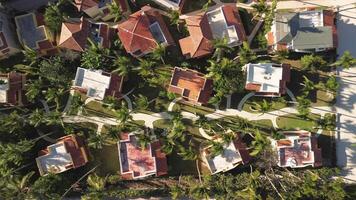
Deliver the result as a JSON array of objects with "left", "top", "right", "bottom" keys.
[
  {"left": 152, "top": 0, "right": 182, "bottom": 10},
  {"left": 0, "top": 77, "right": 9, "bottom": 103},
  {"left": 203, "top": 141, "right": 243, "bottom": 174},
  {"left": 245, "top": 63, "right": 284, "bottom": 93},
  {"left": 299, "top": 10, "right": 323, "bottom": 28},
  {"left": 207, "top": 7, "right": 239, "bottom": 46},
  {"left": 36, "top": 142, "right": 74, "bottom": 176},
  {"left": 73, "top": 67, "right": 111, "bottom": 100}
]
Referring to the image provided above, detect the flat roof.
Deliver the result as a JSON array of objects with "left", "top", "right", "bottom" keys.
[
  {"left": 73, "top": 67, "right": 111, "bottom": 100},
  {"left": 36, "top": 142, "right": 74, "bottom": 175},
  {"left": 207, "top": 7, "right": 239, "bottom": 45},
  {"left": 245, "top": 63, "right": 283, "bottom": 93},
  {"left": 15, "top": 13, "right": 47, "bottom": 49},
  {"left": 204, "top": 141, "right": 243, "bottom": 174}
]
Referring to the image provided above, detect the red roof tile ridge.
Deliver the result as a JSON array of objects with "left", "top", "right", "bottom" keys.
[{"left": 61, "top": 23, "right": 85, "bottom": 52}]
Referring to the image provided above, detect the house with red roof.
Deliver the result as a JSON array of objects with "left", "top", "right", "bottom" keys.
[
  {"left": 117, "top": 5, "right": 174, "bottom": 57},
  {"left": 36, "top": 135, "right": 89, "bottom": 176},
  {"left": 15, "top": 12, "right": 58, "bottom": 55},
  {"left": 244, "top": 63, "right": 291, "bottom": 97},
  {"left": 74, "top": 0, "right": 130, "bottom": 21},
  {"left": 201, "top": 132, "right": 251, "bottom": 174},
  {"left": 72, "top": 67, "right": 124, "bottom": 100},
  {"left": 118, "top": 131, "right": 168, "bottom": 179},
  {"left": 266, "top": 9, "right": 337, "bottom": 53},
  {"left": 179, "top": 5, "right": 246, "bottom": 59},
  {"left": 0, "top": 72, "right": 26, "bottom": 106},
  {"left": 271, "top": 131, "right": 322, "bottom": 168},
  {"left": 152, "top": 0, "right": 186, "bottom": 11},
  {"left": 58, "top": 17, "right": 116, "bottom": 52},
  {"left": 168, "top": 67, "right": 213, "bottom": 106},
  {"left": 0, "top": 11, "right": 21, "bottom": 59}
]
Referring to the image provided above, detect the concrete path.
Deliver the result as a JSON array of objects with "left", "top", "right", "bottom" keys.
[{"left": 237, "top": 92, "right": 255, "bottom": 111}]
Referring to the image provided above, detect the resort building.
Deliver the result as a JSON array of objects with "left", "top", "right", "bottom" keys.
[
  {"left": 244, "top": 63, "right": 291, "bottom": 97},
  {"left": 0, "top": 72, "right": 26, "bottom": 105},
  {"left": 36, "top": 135, "right": 89, "bottom": 176},
  {"left": 168, "top": 67, "right": 213, "bottom": 105},
  {"left": 72, "top": 67, "right": 124, "bottom": 100},
  {"left": 179, "top": 5, "right": 246, "bottom": 59},
  {"left": 118, "top": 131, "right": 168, "bottom": 179},
  {"left": 0, "top": 10, "right": 21, "bottom": 59},
  {"left": 151, "top": 0, "right": 186, "bottom": 11},
  {"left": 58, "top": 17, "right": 116, "bottom": 52},
  {"left": 15, "top": 13, "right": 57, "bottom": 55},
  {"left": 202, "top": 135, "right": 251, "bottom": 174},
  {"left": 271, "top": 131, "right": 322, "bottom": 168},
  {"left": 267, "top": 9, "right": 337, "bottom": 53},
  {"left": 117, "top": 5, "right": 174, "bottom": 57},
  {"left": 74, "top": 0, "right": 130, "bottom": 21}
]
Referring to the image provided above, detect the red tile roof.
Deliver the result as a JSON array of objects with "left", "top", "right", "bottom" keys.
[
  {"left": 168, "top": 67, "right": 213, "bottom": 105},
  {"left": 0, "top": 72, "right": 26, "bottom": 105},
  {"left": 59, "top": 135, "right": 89, "bottom": 168},
  {"left": 233, "top": 135, "right": 251, "bottom": 164},
  {"left": 117, "top": 6, "right": 174, "bottom": 57},
  {"left": 221, "top": 5, "right": 247, "bottom": 42},
  {"left": 179, "top": 12, "right": 213, "bottom": 58},
  {"left": 59, "top": 18, "right": 115, "bottom": 51}
]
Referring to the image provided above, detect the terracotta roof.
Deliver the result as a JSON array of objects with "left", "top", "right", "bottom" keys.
[
  {"left": 59, "top": 135, "right": 88, "bottom": 168},
  {"left": 168, "top": 67, "right": 213, "bottom": 105},
  {"left": 0, "top": 72, "right": 26, "bottom": 105},
  {"left": 221, "top": 5, "right": 247, "bottom": 42},
  {"left": 179, "top": 13, "right": 213, "bottom": 58},
  {"left": 59, "top": 18, "right": 115, "bottom": 51},
  {"left": 58, "top": 18, "right": 90, "bottom": 52},
  {"left": 233, "top": 135, "right": 251, "bottom": 164},
  {"left": 117, "top": 6, "right": 174, "bottom": 57}
]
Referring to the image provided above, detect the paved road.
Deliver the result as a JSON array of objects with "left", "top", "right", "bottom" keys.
[{"left": 335, "top": 2, "right": 356, "bottom": 182}]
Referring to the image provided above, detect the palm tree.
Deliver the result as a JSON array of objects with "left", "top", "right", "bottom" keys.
[
  {"left": 300, "top": 76, "right": 315, "bottom": 96},
  {"left": 103, "top": 96, "right": 120, "bottom": 111},
  {"left": 151, "top": 44, "right": 166, "bottom": 64},
  {"left": 69, "top": 93, "right": 86, "bottom": 115},
  {"left": 115, "top": 102, "right": 133, "bottom": 128},
  {"left": 0, "top": 140, "right": 34, "bottom": 167},
  {"left": 253, "top": 99, "right": 273, "bottom": 114},
  {"left": 207, "top": 141, "right": 224, "bottom": 158},
  {"left": 87, "top": 173, "right": 107, "bottom": 192},
  {"left": 169, "top": 9, "right": 181, "bottom": 30},
  {"left": 202, "top": 0, "right": 213, "bottom": 12},
  {"left": 22, "top": 45, "right": 38, "bottom": 66},
  {"left": 252, "top": 0, "right": 268, "bottom": 19},
  {"left": 0, "top": 111, "right": 24, "bottom": 134},
  {"left": 317, "top": 114, "right": 336, "bottom": 131},
  {"left": 135, "top": 131, "right": 152, "bottom": 150},
  {"left": 237, "top": 42, "right": 257, "bottom": 65},
  {"left": 26, "top": 79, "right": 43, "bottom": 102},
  {"left": 333, "top": 50, "right": 356, "bottom": 69},
  {"left": 88, "top": 133, "right": 109, "bottom": 149},
  {"left": 109, "top": 0, "right": 123, "bottom": 22},
  {"left": 170, "top": 185, "right": 184, "bottom": 200},
  {"left": 236, "top": 170, "right": 261, "bottom": 199},
  {"left": 324, "top": 76, "right": 339, "bottom": 95},
  {"left": 28, "top": 109, "right": 45, "bottom": 127},
  {"left": 134, "top": 94, "right": 149, "bottom": 111},
  {"left": 296, "top": 96, "right": 311, "bottom": 118},
  {"left": 45, "top": 87, "right": 65, "bottom": 111},
  {"left": 189, "top": 184, "right": 209, "bottom": 200},
  {"left": 45, "top": 111, "right": 65, "bottom": 127},
  {"left": 178, "top": 145, "right": 198, "bottom": 160},
  {"left": 2, "top": 171, "right": 34, "bottom": 199},
  {"left": 112, "top": 56, "right": 130, "bottom": 77},
  {"left": 161, "top": 138, "right": 175, "bottom": 155},
  {"left": 250, "top": 130, "right": 270, "bottom": 156},
  {"left": 44, "top": 2, "right": 66, "bottom": 36},
  {"left": 135, "top": 59, "right": 156, "bottom": 77},
  {"left": 221, "top": 131, "right": 236, "bottom": 144},
  {"left": 168, "top": 119, "right": 186, "bottom": 142},
  {"left": 212, "top": 37, "right": 233, "bottom": 62},
  {"left": 194, "top": 114, "right": 208, "bottom": 128},
  {"left": 106, "top": 126, "right": 121, "bottom": 141}
]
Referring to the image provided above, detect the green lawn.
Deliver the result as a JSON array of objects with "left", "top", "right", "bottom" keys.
[
  {"left": 90, "top": 144, "right": 121, "bottom": 176},
  {"left": 85, "top": 101, "right": 117, "bottom": 118},
  {"left": 242, "top": 96, "right": 288, "bottom": 113},
  {"left": 173, "top": 102, "right": 215, "bottom": 115},
  {"left": 276, "top": 114, "right": 320, "bottom": 131}
]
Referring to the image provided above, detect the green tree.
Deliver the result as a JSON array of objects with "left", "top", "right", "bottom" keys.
[
  {"left": 207, "top": 141, "right": 224, "bottom": 158},
  {"left": 88, "top": 133, "right": 110, "bottom": 149},
  {"left": 178, "top": 145, "right": 198, "bottom": 161},
  {"left": 250, "top": 130, "right": 270, "bottom": 156},
  {"left": 151, "top": 44, "right": 166, "bottom": 64},
  {"left": 324, "top": 76, "right": 339, "bottom": 95},
  {"left": 115, "top": 102, "right": 133, "bottom": 128},
  {"left": 202, "top": 0, "right": 213, "bottom": 12},
  {"left": 317, "top": 114, "right": 336, "bottom": 131},
  {"left": 238, "top": 42, "right": 257, "bottom": 65},
  {"left": 112, "top": 56, "right": 130, "bottom": 77},
  {"left": 333, "top": 50, "right": 356, "bottom": 69},
  {"left": 252, "top": 0, "right": 268, "bottom": 19},
  {"left": 169, "top": 9, "right": 181, "bottom": 30},
  {"left": 45, "top": 87, "right": 66, "bottom": 111},
  {"left": 39, "top": 56, "right": 72, "bottom": 85},
  {"left": 44, "top": 2, "right": 66, "bottom": 35},
  {"left": 81, "top": 41, "right": 113, "bottom": 70},
  {"left": 28, "top": 109, "right": 45, "bottom": 127},
  {"left": 296, "top": 96, "right": 311, "bottom": 118},
  {"left": 301, "top": 54, "right": 327, "bottom": 72},
  {"left": 69, "top": 93, "right": 86, "bottom": 115},
  {"left": 135, "top": 59, "right": 156, "bottom": 77},
  {"left": 109, "top": 0, "right": 123, "bottom": 22},
  {"left": 300, "top": 75, "right": 315, "bottom": 95},
  {"left": 134, "top": 94, "right": 149, "bottom": 111},
  {"left": 135, "top": 131, "right": 152, "bottom": 150},
  {"left": 252, "top": 99, "right": 273, "bottom": 113},
  {"left": 1, "top": 171, "right": 34, "bottom": 199},
  {"left": 26, "top": 79, "right": 43, "bottom": 102},
  {"left": 161, "top": 138, "right": 175, "bottom": 155},
  {"left": 170, "top": 185, "right": 184, "bottom": 200},
  {"left": 30, "top": 173, "right": 66, "bottom": 199},
  {"left": 212, "top": 37, "right": 233, "bottom": 62}
]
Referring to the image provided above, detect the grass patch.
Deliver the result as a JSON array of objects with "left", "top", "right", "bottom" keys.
[
  {"left": 85, "top": 101, "right": 116, "bottom": 117},
  {"left": 242, "top": 96, "right": 288, "bottom": 113},
  {"left": 173, "top": 102, "right": 215, "bottom": 115},
  {"left": 90, "top": 144, "right": 121, "bottom": 176},
  {"left": 181, "top": 0, "right": 215, "bottom": 14},
  {"left": 277, "top": 113, "right": 320, "bottom": 131}
]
